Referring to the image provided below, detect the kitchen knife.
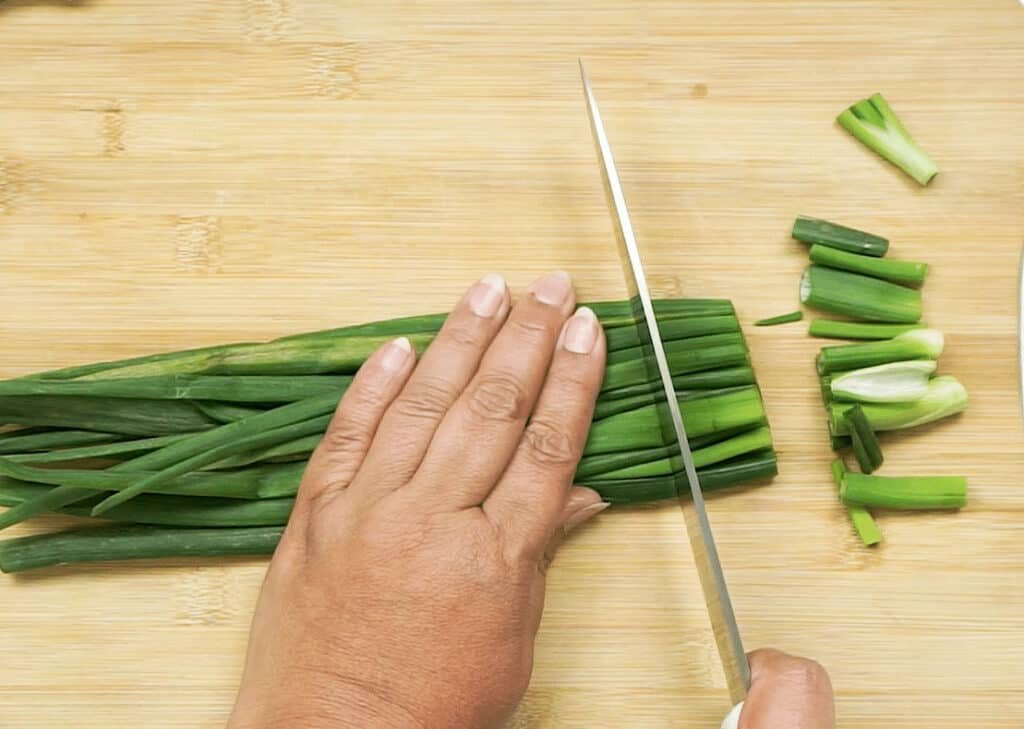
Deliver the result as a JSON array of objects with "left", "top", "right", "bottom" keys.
[{"left": 579, "top": 61, "right": 751, "bottom": 717}]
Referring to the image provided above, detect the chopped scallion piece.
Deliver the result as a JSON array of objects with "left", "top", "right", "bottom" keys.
[
  {"left": 800, "top": 265, "right": 922, "bottom": 323},
  {"left": 837, "top": 93, "right": 938, "bottom": 186},
  {"left": 754, "top": 311, "right": 803, "bottom": 327}
]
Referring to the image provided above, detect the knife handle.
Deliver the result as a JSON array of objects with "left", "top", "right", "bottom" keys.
[{"left": 720, "top": 701, "right": 744, "bottom": 729}]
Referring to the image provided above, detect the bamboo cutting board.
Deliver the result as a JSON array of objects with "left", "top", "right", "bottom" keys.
[{"left": 1, "top": 1, "right": 1023, "bottom": 727}]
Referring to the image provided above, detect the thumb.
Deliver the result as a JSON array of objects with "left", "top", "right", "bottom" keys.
[
  {"left": 740, "top": 649, "right": 835, "bottom": 729},
  {"left": 542, "top": 486, "right": 610, "bottom": 569}
]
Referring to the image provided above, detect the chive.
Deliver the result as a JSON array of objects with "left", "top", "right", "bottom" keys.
[
  {"left": 816, "top": 329, "right": 942, "bottom": 375},
  {"left": 809, "top": 319, "right": 925, "bottom": 340},
  {"left": 600, "top": 342, "right": 749, "bottom": 393},
  {"left": 800, "top": 265, "right": 921, "bottom": 323},
  {"left": 837, "top": 93, "right": 938, "bottom": 186},
  {"left": 828, "top": 375, "right": 967, "bottom": 434},
  {"left": 203, "top": 433, "right": 322, "bottom": 470},
  {"left": 0, "top": 375, "right": 348, "bottom": 402},
  {"left": 754, "top": 311, "right": 803, "bottom": 327},
  {"left": 809, "top": 245, "right": 927, "bottom": 287},
  {"left": 0, "top": 525, "right": 284, "bottom": 573},
  {"left": 843, "top": 405, "right": 883, "bottom": 474},
  {"left": 584, "top": 387, "right": 766, "bottom": 455},
  {"left": 841, "top": 473, "right": 966, "bottom": 510},
  {"left": 830, "top": 360, "right": 936, "bottom": 403},
  {"left": 592, "top": 387, "right": 749, "bottom": 421},
  {"left": 830, "top": 459, "right": 882, "bottom": 546},
  {"left": 90, "top": 405, "right": 336, "bottom": 515},
  {"left": 604, "top": 315, "right": 740, "bottom": 351},
  {"left": 0, "top": 459, "right": 304, "bottom": 499},
  {"left": 600, "top": 367, "right": 756, "bottom": 401},
  {"left": 0, "top": 396, "right": 217, "bottom": 436},
  {"left": 0, "top": 429, "right": 121, "bottom": 455},
  {"left": 588, "top": 450, "right": 778, "bottom": 504},
  {"left": 5, "top": 433, "right": 192, "bottom": 465},
  {"left": 192, "top": 401, "right": 269, "bottom": 423},
  {"left": 586, "top": 426, "right": 773, "bottom": 480},
  {"left": 792, "top": 216, "right": 889, "bottom": 257}
]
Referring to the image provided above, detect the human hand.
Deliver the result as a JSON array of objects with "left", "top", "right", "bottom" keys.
[
  {"left": 723, "top": 648, "right": 835, "bottom": 729},
  {"left": 228, "top": 272, "right": 609, "bottom": 729}
]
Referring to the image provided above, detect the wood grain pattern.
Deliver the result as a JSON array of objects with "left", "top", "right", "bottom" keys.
[{"left": 2, "top": 1, "right": 1023, "bottom": 726}]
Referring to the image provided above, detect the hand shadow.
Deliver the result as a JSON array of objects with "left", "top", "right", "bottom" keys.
[{"left": 0, "top": 0, "right": 97, "bottom": 15}]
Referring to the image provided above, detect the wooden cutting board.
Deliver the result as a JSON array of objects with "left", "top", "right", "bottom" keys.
[{"left": 1, "top": 1, "right": 1022, "bottom": 726}]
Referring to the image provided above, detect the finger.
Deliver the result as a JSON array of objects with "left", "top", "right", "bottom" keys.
[
  {"left": 409, "top": 271, "right": 576, "bottom": 508},
  {"left": 355, "top": 274, "right": 510, "bottom": 494},
  {"left": 541, "top": 486, "right": 609, "bottom": 570},
  {"left": 484, "top": 305, "right": 606, "bottom": 557},
  {"left": 741, "top": 649, "right": 835, "bottom": 729},
  {"left": 293, "top": 337, "right": 415, "bottom": 506}
]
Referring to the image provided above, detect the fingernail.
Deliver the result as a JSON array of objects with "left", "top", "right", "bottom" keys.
[
  {"left": 380, "top": 336, "right": 412, "bottom": 371},
  {"left": 563, "top": 501, "right": 611, "bottom": 535},
  {"left": 529, "top": 270, "right": 572, "bottom": 306},
  {"left": 563, "top": 306, "right": 599, "bottom": 354},
  {"left": 468, "top": 273, "right": 506, "bottom": 318}
]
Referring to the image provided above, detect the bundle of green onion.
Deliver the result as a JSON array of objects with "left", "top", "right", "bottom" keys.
[
  {"left": 793, "top": 216, "right": 968, "bottom": 546},
  {"left": 0, "top": 298, "right": 778, "bottom": 573}
]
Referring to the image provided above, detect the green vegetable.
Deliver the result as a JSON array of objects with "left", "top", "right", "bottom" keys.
[
  {"left": 0, "top": 375, "right": 347, "bottom": 403},
  {"left": 817, "top": 329, "right": 943, "bottom": 375},
  {"left": 606, "top": 332, "right": 745, "bottom": 367},
  {"left": 586, "top": 426, "right": 773, "bottom": 480},
  {"left": 0, "top": 524, "right": 284, "bottom": 574},
  {"left": 584, "top": 387, "right": 766, "bottom": 455},
  {"left": 830, "top": 459, "right": 882, "bottom": 546},
  {"left": 809, "top": 245, "right": 927, "bottom": 287},
  {"left": 0, "top": 396, "right": 217, "bottom": 436},
  {"left": 808, "top": 319, "right": 925, "bottom": 340},
  {"left": 604, "top": 315, "right": 740, "bottom": 351},
  {"left": 5, "top": 433, "right": 192, "bottom": 465},
  {"left": 828, "top": 375, "right": 967, "bottom": 434},
  {"left": 791, "top": 216, "right": 888, "bottom": 257},
  {"left": 800, "top": 265, "right": 922, "bottom": 323},
  {"left": 0, "top": 429, "right": 121, "bottom": 455},
  {"left": 0, "top": 458, "right": 304, "bottom": 499},
  {"left": 831, "top": 360, "right": 936, "bottom": 403},
  {"left": 581, "top": 450, "right": 779, "bottom": 504},
  {"left": 591, "top": 387, "right": 748, "bottom": 421},
  {"left": 754, "top": 311, "right": 803, "bottom": 327},
  {"left": 837, "top": 93, "right": 938, "bottom": 186},
  {"left": 840, "top": 473, "right": 966, "bottom": 510},
  {"left": 843, "top": 405, "right": 883, "bottom": 474},
  {"left": 600, "top": 341, "right": 749, "bottom": 393},
  {"left": 599, "top": 367, "right": 756, "bottom": 402}
]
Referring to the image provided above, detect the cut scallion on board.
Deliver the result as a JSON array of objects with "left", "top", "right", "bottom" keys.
[
  {"left": 754, "top": 311, "right": 803, "bottom": 327},
  {"left": 830, "top": 360, "right": 937, "bottom": 403},
  {"left": 792, "top": 216, "right": 889, "bottom": 257},
  {"left": 843, "top": 405, "right": 884, "bottom": 474},
  {"left": 830, "top": 458, "right": 881, "bottom": 546},
  {"left": 837, "top": 93, "right": 938, "bottom": 186},
  {"left": 808, "top": 244, "right": 928, "bottom": 287},
  {"left": 841, "top": 472, "right": 966, "bottom": 510},
  {"left": 809, "top": 319, "right": 925, "bottom": 341},
  {"left": 800, "top": 265, "right": 922, "bottom": 323}
]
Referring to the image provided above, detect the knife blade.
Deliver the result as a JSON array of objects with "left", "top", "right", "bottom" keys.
[{"left": 579, "top": 60, "right": 751, "bottom": 705}]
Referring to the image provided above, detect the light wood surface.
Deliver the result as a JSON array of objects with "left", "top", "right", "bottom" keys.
[{"left": 2, "top": 1, "right": 1023, "bottom": 727}]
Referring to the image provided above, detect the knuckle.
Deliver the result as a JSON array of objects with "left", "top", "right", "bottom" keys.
[
  {"left": 520, "top": 418, "right": 577, "bottom": 467},
  {"left": 392, "top": 376, "right": 453, "bottom": 421},
  {"left": 507, "top": 315, "right": 552, "bottom": 342},
  {"left": 468, "top": 372, "right": 529, "bottom": 421},
  {"left": 442, "top": 319, "right": 484, "bottom": 349},
  {"left": 321, "top": 419, "right": 371, "bottom": 457}
]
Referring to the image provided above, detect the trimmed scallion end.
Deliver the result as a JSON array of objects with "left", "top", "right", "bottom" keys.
[
  {"left": 808, "top": 245, "right": 928, "bottom": 287},
  {"left": 800, "top": 265, "right": 922, "bottom": 323},
  {"left": 831, "top": 360, "right": 937, "bottom": 403},
  {"left": 829, "top": 375, "right": 967, "bottom": 434},
  {"left": 754, "top": 311, "right": 803, "bottom": 327},
  {"left": 791, "top": 216, "right": 889, "bottom": 257},
  {"left": 817, "top": 329, "right": 943, "bottom": 375},
  {"left": 808, "top": 319, "right": 925, "bottom": 341},
  {"left": 841, "top": 472, "right": 966, "bottom": 510},
  {"left": 837, "top": 93, "right": 938, "bottom": 186},
  {"left": 843, "top": 405, "right": 883, "bottom": 474},
  {"left": 830, "top": 458, "right": 882, "bottom": 546}
]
